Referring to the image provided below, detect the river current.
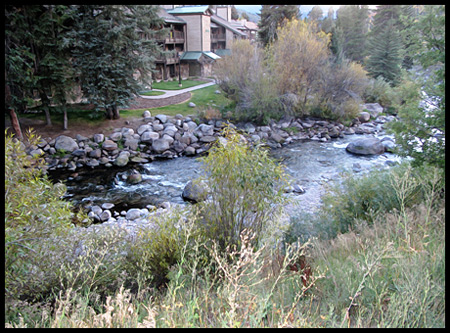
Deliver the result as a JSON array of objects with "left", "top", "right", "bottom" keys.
[{"left": 48, "top": 132, "right": 402, "bottom": 217}]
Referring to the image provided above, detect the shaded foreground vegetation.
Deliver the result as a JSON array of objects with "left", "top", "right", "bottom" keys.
[{"left": 5, "top": 127, "right": 445, "bottom": 328}]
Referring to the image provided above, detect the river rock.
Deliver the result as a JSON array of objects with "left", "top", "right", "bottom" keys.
[
  {"left": 143, "top": 110, "right": 151, "bottom": 118},
  {"left": 102, "top": 203, "right": 115, "bottom": 210},
  {"left": 71, "top": 149, "right": 86, "bottom": 157},
  {"left": 141, "top": 131, "right": 160, "bottom": 143},
  {"left": 185, "top": 146, "right": 196, "bottom": 155},
  {"left": 381, "top": 138, "right": 396, "bottom": 152},
  {"left": 124, "top": 138, "right": 139, "bottom": 151},
  {"left": 91, "top": 205, "right": 102, "bottom": 216},
  {"left": 155, "top": 114, "right": 168, "bottom": 124},
  {"left": 100, "top": 210, "right": 112, "bottom": 222},
  {"left": 54, "top": 135, "right": 78, "bottom": 152},
  {"left": 126, "top": 208, "right": 142, "bottom": 220},
  {"left": 270, "top": 132, "right": 284, "bottom": 144},
  {"left": 188, "top": 102, "right": 196, "bottom": 108},
  {"left": 152, "top": 138, "right": 170, "bottom": 153},
  {"left": 127, "top": 170, "right": 142, "bottom": 184},
  {"left": 93, "top": 134, "right": 104, "bottom": 143},
  {"left": 194, "top": 124, "right": 214, "bottom": 137},
  {"left": 362, "top": 103, "right": 383, "bottom": 118},
  {"left": 182, "top": 179, "right": 208, "bottom": 203},
  {"left": 89, "top": 149, "right": 102, "bottom": 159},
  {"left": 200, "top": 135, "right": 216, "bottom": 143},
  {"left": 346, "top": 137, "right": 385, "bottom": 155},
  {"left": 114, "top": 152, "right": 129, "bottom": 167},
  {"left": 110, "top": 132, "right": 123, "bottom": 142},
  {"left": 152, "top": 123, "right": 164, "bottom": 132},
  {"left": 86, "top": 159, "right": 100, "bottom": 168},
  {"left": 137, "top": 124, "right": 151, "bottom": 135},
  {"left": 358, "top": 112, "right": 371, "bottom": 123},
  {"left": 29, "top": 148, "right": 44, "bottom": 157},
  {"left": 103, "top": 140, "right": 118, "bottom": 151}
]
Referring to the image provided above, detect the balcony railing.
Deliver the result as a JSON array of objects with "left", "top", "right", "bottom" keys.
[{"left": 211, "top": 33, "right": 226, "bottom": 42}]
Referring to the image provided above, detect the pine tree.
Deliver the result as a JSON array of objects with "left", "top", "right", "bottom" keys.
[
  {"left": 68, "top": 5, "right": 166, "bottom": 119},
  {"left": 257, "top": 5, "right": 299, "bottom": 47},
  {"left": 334, "top": 5, "right": 369, "bottom": 63},
  {"left": 365, "top": 20, "right": 403, "bottom": 85},
  {"left": 5, "top": 5, "right": 75, "bottom": 130},
  {"left": 365, "top": 5, "right": 414, "bottom": 85}
]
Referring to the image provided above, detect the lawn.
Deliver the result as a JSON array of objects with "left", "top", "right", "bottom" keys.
[
  {"left": 121, "top": 84, "right": 233, "bottom": 118},
  {"left": 139, "top": 90, "right": 166, "bottom": 96},
  {"left": 16, "top": 84, "right": 232, "bottom": 125}
]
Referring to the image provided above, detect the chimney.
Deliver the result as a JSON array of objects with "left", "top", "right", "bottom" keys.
[{"left": 216, "top": 5, "right": 231, "bottom": 21}]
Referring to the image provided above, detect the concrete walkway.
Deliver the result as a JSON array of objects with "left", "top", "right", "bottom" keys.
[{"left": 139, "top": 80, "right": 216, "bottom": 99}]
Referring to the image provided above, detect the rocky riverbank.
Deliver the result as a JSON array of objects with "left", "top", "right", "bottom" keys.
[{"left": 23, "top": 103, "right": 398, "bottom": 229}]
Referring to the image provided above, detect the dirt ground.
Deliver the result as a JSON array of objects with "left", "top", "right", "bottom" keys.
[{"left": 5, "top": 93, "right": 192, "bottom": 141}]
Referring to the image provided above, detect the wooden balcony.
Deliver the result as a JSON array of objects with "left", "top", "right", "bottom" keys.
[
  {"left": 211, "top": 33, "right": 226, "bottom": 42},
  {"left": 159, "top": 30, "right": 185, "bottom": 44},
  {"left": 156, "top": 54, "right": 180, "bottom": 65}
]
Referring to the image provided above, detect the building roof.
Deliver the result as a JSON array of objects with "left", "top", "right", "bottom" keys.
[
  {"left": 210, "top": 14, "right": 247, "bottom": 37},
  {"left": 230, "top": 19, "right": 259, "bottom": 31},
  {"left": 167, "top": 5, "right": 213, "bottom": 15},
  {"left": 180, "top": 51, "right": 221, "bottom": 61},
  {"left": 157, "top": 8, "right": 186, "bottom": 24},
  {"left": 213, "top": 49, "right": 232, "bottom": 57}
]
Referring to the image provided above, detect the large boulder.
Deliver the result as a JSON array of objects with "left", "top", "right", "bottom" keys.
[
  {"left": 54, "top": 135, "right": 78, "bottom": 152},
  {"left": 141, "top": 131, "right": 159, "bottom": 143},
  {"left": 152, "top": 138, "right": 170, "bottom": 153},
  {"left": 362, "top": 103, "right": 383, "bottom": 118},
  {"left": 194, "top": 124, "right": 214, "bottom": 137},
  {"left": 182, "top": 179, "right": 209, "bottom": 203},
  {"left": 346, "top": 137, "right": 385, "bottom": 155}
]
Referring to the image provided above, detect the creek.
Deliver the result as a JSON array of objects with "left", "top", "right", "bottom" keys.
[{"left": 48, "top": 132, "right": 402, "bottom": 218}]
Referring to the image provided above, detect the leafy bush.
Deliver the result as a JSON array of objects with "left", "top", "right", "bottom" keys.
[
  {"left": 363, "top": 76, "right": 400, "bottom": 109},
  {"left": 214, "top": 39, "right": 281, "bottom": 124},
  {"left": 125, "top": 208, "right": 196, "bottom": 287},
  {"left": 5, "top": 130, "right": 83, "bottom": 300},
  {"left": 196, "top": 127, "right": 290, "bottom": 250},
  {"left": 214, "top": 20, "right": 370, "bottom": 123}
]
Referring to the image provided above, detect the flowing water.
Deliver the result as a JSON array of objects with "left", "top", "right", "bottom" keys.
[{"left": 48, "top": 133, "right": 402, "bottom": 216}]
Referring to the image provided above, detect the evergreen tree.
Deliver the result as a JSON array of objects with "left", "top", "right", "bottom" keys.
[
  {"left": 257, "top": 5, "right": 299, "bottom": 47},
  {"left": 307, "top": 5, "right": 323, "bottom": 22},
  {"left": 321, "top": 7, "right": 335, "bottom": 34},
  {"left": 388, "top": 5, "right": 445, "bottom": 169},
  {"left": 365, "top": 20, "right": 403, "bottom": 85},
  {"left": 365, "top": 5, "right": 416, "bottom": 85},
  {"left": 231, "top": 5, "right": 239, "bottom": 20},
  {"left": 334, "top": 5, "right": 369, "bottom": 63},
  {"left": 68, "top": 5, "right": 166, "bottom": 119},
  {"left": 5, "top": 5, "right": 75, "bottom": 130}
]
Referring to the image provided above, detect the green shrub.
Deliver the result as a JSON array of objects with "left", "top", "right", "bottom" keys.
[
  {"left": 125, "top": 208, "right": 195, "bottom": 287},
  {"left": 5, "top": 129, "right": 82, "bottom": 300},
  {"left": 286, "top": 161, "right": 444, "bottom": 242},
  {"left": 196, "top": 127, "right": 290, "bottom": 250},
  {"left": 363, "top": 76, "right": 400, "bottom": 108}
]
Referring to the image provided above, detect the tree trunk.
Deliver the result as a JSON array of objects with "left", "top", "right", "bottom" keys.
[
  {"left": 62, "top": 104, "right": 68, "bottom": 130},
  {"left": 9, "top": 109, "right": 23, "bottom": 140},
  {"left": 105, "top": 106, "right": 114, "bottom": 120},
  {"left": 112, "top": 104, "right": 120, "bottom": 119},
  {"left": 5, "top": 71, "right": 23, "bottom": 140},
  {"left": 39, "top": 90, "right": 52, "bottom": 126}
]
